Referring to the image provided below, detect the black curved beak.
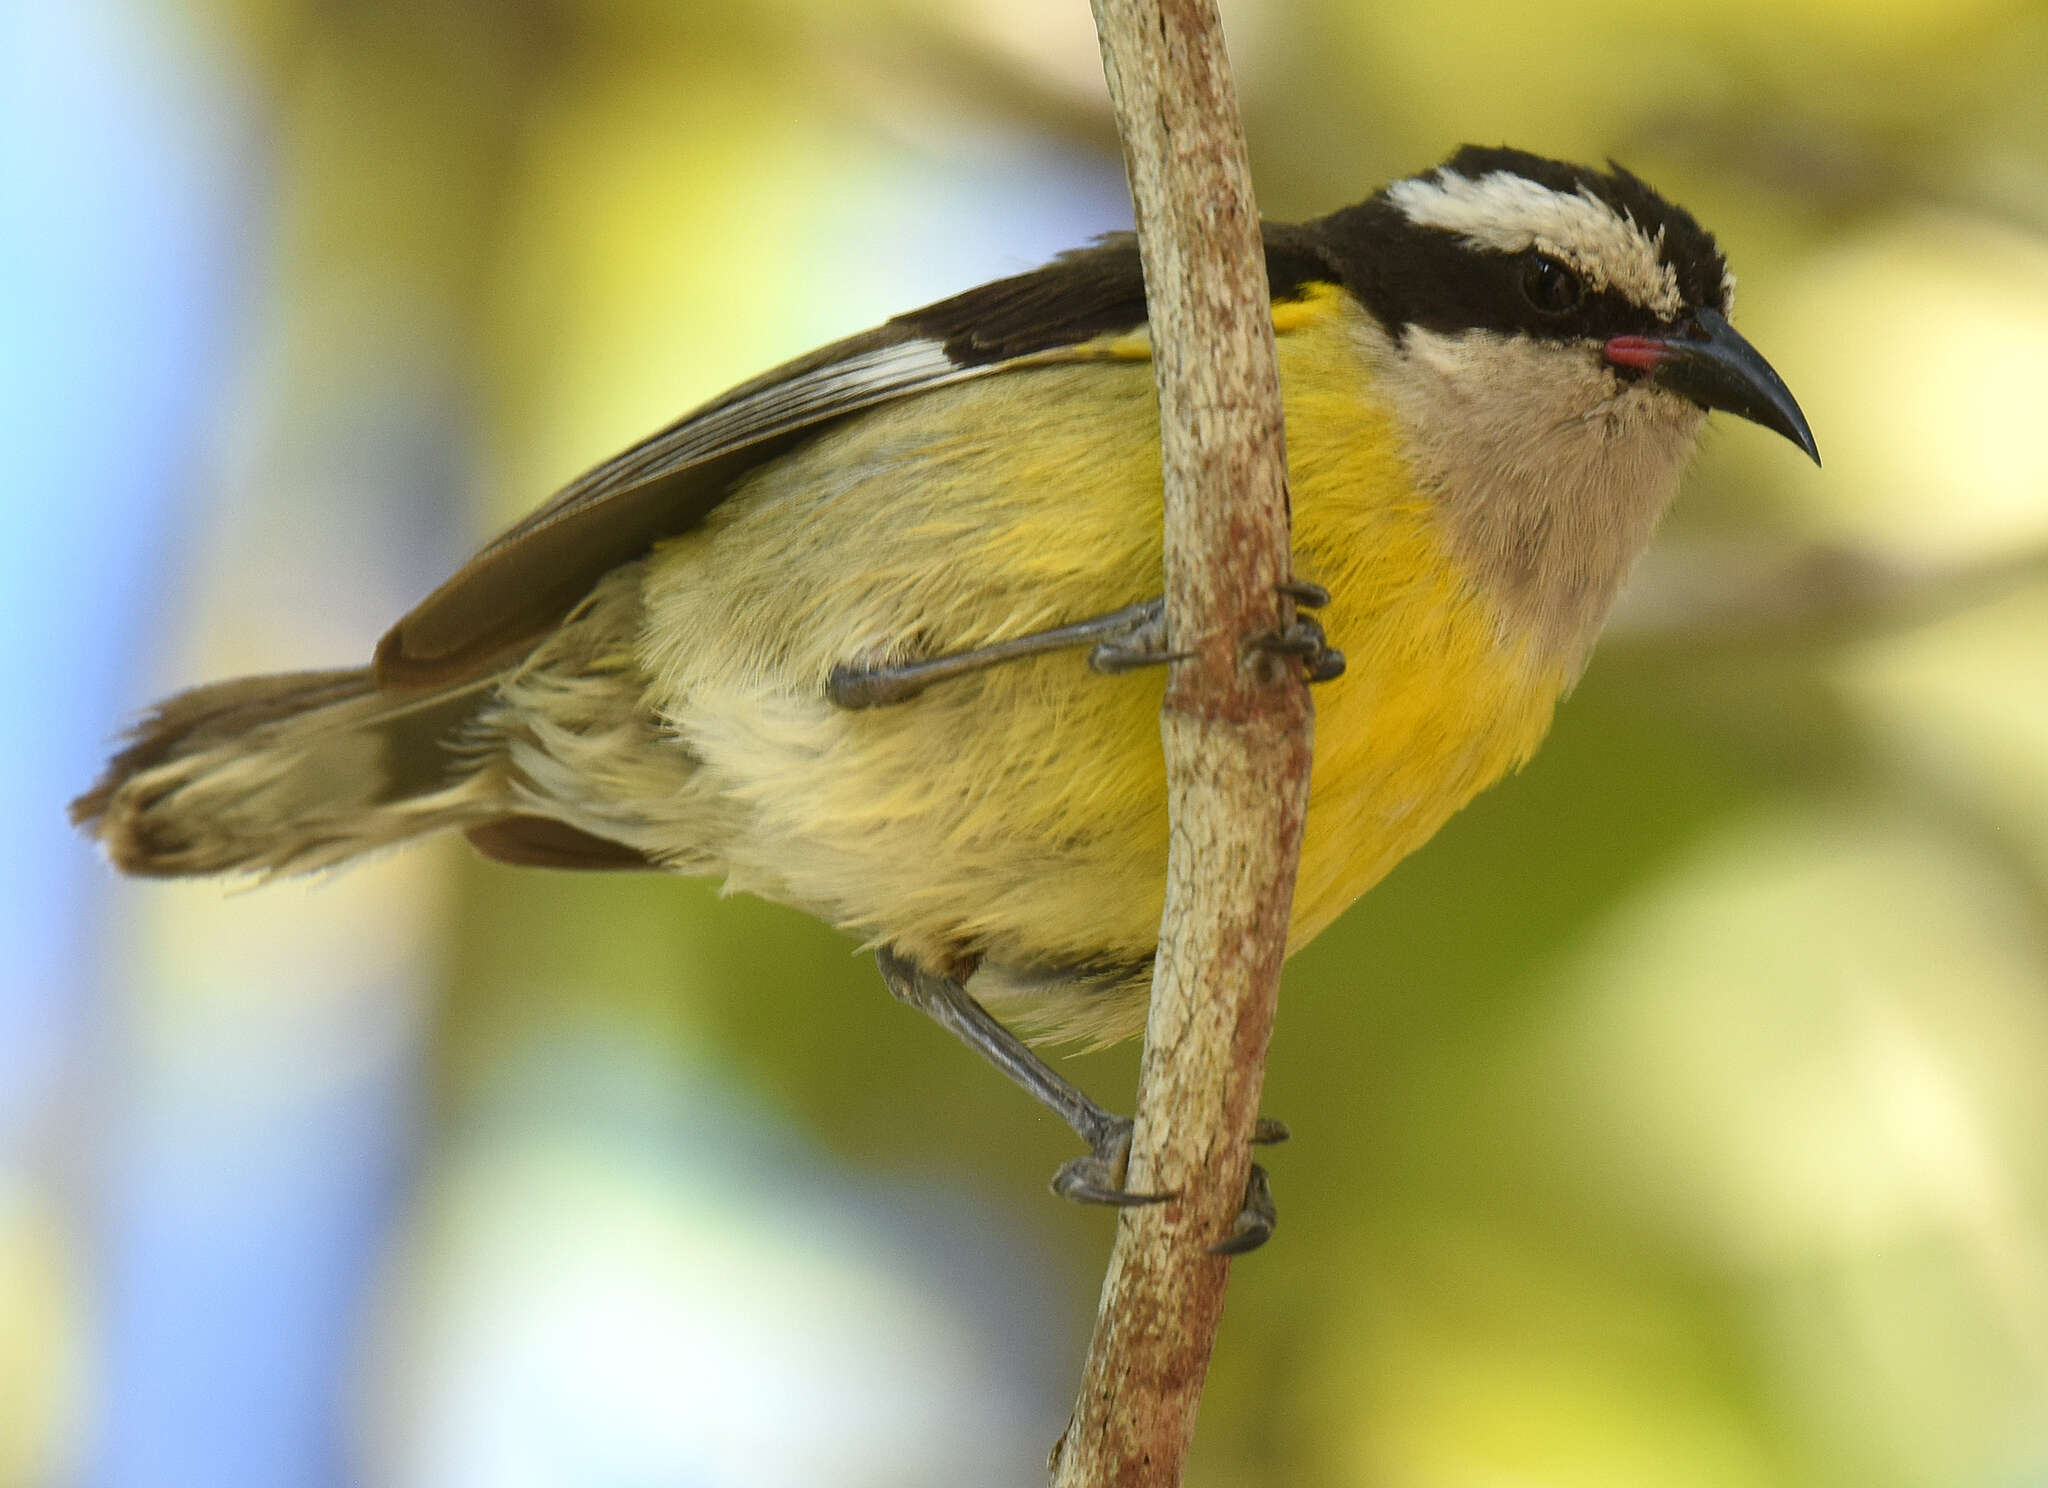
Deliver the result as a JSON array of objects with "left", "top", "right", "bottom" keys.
[{"left": 1605, "top": 308, "right": 1820, "bottom": 466}]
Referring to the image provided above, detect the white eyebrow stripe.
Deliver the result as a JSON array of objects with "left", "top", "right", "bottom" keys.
[{"left": 1387, "top": 170, "right": 1684, "bottom": 319}]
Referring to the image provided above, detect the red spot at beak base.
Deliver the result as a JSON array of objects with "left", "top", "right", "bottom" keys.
[{"left": 1603, "top": 336, "right": 1670, "bottom": 373}]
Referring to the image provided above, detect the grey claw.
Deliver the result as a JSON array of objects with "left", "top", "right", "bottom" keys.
[
  {"left": 1251, "top": 1116, "right": 1290, "bottom": 1145},
  {"left": 1086, "top": 599, "right": 1176, "bottom": 675},
  {"left": 1259, "top": 616, "right": 1327, "bottom": 657},
  {"left": 1251, "top": 614, "right": 1346, "bottom": 684},
  {"left": 1054, "top": 1114, "right": 1285, "bottom": 1217},
  {"left": 1208, "top": 1163, "right": 1278, "bottom": 1255},
  {"left": 1052, "top": 1117, "right": 1172, "bottom": 1207},
  {"left": 1277, "top": 579, "right": 1331, "bottom": 608},
  {"left": 1052, "top": 1154, "right": 1172, "bottom": 1207}
]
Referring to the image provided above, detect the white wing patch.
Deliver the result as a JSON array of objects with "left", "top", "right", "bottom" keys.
[
  {"left": 666, "top": 339, "right": 971, "bottom": 464},
  {"left": 1388, "top": 169, "right": 1684, "bottom": 320},
  {"left": 567, "top": 338, "right": 979, "bottom": 509}
]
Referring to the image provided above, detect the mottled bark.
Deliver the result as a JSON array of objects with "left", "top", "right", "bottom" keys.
[{"left": 1050, "top": 2, "right": 1312, "bottom": 1483}]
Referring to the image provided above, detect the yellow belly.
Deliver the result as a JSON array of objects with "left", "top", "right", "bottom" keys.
[{"left": 634, "top": 289, "right": 1568, "bottom": 1034}]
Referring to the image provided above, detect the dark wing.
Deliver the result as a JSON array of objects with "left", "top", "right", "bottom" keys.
[
  {"left": 373, "top": 225, "right": 1339, "bottom": 688},
  {"left": 374, "top": 327, "right": 981, "bottom": 687}
]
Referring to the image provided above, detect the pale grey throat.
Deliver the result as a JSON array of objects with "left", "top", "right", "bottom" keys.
[{"left": 1359, "top": 318, "right": 1707, "bottom": 673}]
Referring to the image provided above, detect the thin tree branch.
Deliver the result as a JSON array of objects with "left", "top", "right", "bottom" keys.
[{"left": 1050, "top": 2, "right": 1311, "bottom": 1483}]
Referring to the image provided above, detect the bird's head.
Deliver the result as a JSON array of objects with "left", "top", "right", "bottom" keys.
[
  {"left": 1364, "top": 145, "right": 1815, "bottom": 462},
  {"left": 1313, "top": 146, "right": 1818, "bottom": 660}
]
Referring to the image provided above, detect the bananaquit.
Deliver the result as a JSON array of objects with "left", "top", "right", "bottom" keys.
[{"left": 76, "top": 145, "right": 1818, "bottom": 1251}]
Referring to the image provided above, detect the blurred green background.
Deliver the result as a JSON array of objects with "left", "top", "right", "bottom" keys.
[{"left": 11, "top": 0, "right": 2048, "bottom": 1484}]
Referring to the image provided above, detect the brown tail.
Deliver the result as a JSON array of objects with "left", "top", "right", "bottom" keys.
[{"left": 71, "top": 668, "right": 506, "bottom": 877}]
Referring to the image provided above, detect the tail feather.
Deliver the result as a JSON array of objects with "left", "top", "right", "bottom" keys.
[{"left": 72, "top": 668, "right": 505, "bottom": 877}]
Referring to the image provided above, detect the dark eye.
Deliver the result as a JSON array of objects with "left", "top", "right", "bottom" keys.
[{"left": 1521, "top": 254, "right": 1582, "bottom": 315}]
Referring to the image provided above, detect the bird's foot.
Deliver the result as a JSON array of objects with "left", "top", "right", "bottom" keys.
[
  {"left": 1084, "top": 600, "right": 1180, "bottom": 675},
  {"left": 1253, "top": 611, "right": 1346, "bottom": 682},
  {"left": 1050, "top": 1115, "right": 1170, "bottom": 1207},
  {"left": 1277, "top": 579, "right": 1331, "bottom": 609},
  {"left": 1210, "top": 1163, "right": 1279, "bottom": 1255},
  {"left": 1091, "top": 581, "right": 1344, "bottom": 683},
  {"left": 1052, "top": 1112, "right": 1291, "bottom": 1255},
  {"left": 1253, "top": 583, "right": 1345, "bottom": 683},
  {"left": 1210, "top": 1115, "right": 1289, "bottom": 1254}
]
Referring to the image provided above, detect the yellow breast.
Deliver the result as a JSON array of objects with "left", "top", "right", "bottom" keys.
[
  {"left": 1275, "top": 287, "right": 1567, "bottom": 948},
  {"left": 636, "top": 285, "right": 1570, "bottom": 1030}
]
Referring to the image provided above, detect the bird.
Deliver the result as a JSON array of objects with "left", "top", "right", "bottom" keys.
[{"left": 73, "top": 144, "right": 1818, "bottom": 1252}]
